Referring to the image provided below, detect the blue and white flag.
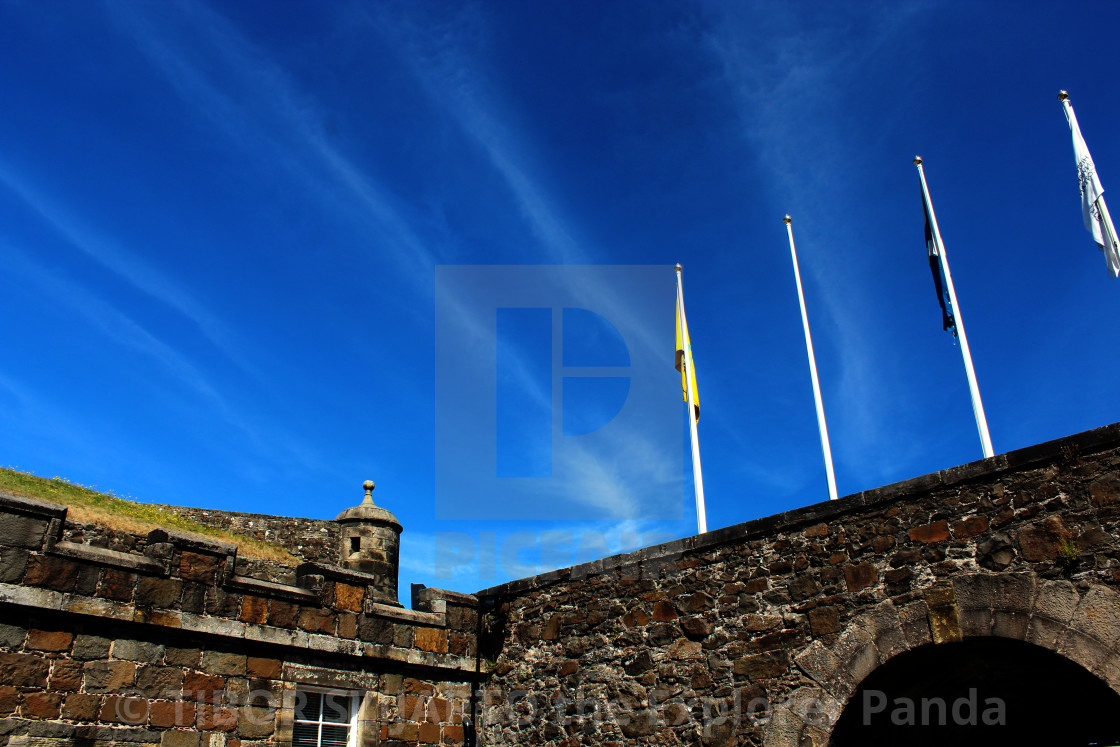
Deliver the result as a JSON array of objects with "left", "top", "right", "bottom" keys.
[{"left": 1060, "top": 92, "right": 1120, "bottom": 277}]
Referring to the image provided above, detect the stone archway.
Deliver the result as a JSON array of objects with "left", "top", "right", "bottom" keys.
[
  {"left": 762, "top": 572, "right": 1120, "bottom": 746},
  {"left": 829, "top": 636, "right": 1120, "bottom": 744}
]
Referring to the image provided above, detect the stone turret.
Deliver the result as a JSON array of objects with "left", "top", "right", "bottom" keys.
[{"left": 335, "top": 480, "right": 402, "bottom": 605}]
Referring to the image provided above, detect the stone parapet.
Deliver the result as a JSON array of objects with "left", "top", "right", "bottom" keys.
[{"left": 0, "top": 492, "right": 479, "bottom": 747}]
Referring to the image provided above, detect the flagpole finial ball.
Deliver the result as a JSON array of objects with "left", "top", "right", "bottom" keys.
[
  {"left": 783, "top": 214, "right": 792, "bottom": 225},
  {"left": 675, "top": 263, "right": 682, "bottom": 272},
  {"left": 1057, "top": 90, "right": 1069, "bottom": 101},
  {"left": 913, "top": 156, "right": 923, "bottom": 165}
]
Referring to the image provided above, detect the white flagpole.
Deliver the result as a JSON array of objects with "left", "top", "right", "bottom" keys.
[
  {"left": 782, "top": 216, "right": 838, "bottom": 502},
  {"left": 675, "top": 264, "right": 707, "bottom": 533},
  {"left": 914, "top": 157, "right": 995, "bottom": 459},
  {"left": 1058, "top": 90, "right": 1120, "bottom": 276}
]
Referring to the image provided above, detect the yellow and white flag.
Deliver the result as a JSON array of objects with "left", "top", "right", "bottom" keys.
[{"left": 675, "top": 292, "right": 699, "bottom": 421}]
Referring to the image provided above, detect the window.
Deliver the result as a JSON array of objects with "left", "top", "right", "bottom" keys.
[
  {"left": 292, "top": 689, "right": 360, "bottom": 747},
  {"left": 350, "top": 537, "right": 361, "bottom": 552}
]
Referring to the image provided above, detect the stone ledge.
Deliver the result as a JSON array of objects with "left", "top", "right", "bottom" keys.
[
  {"left": 412, "top": 584, "right": 478, "bottom": 614},
  {"left": 147, "top": 528, "right": 238, "bottom": 557},
  {"left": 49, "top": 541, "right": 169, "bottom": 575},
  {"left": 476, "top": 420, "right": 1120, "bottom": 600},
  {"left": 0, "top": 582, "right": 473, "bottom": 672},
  {"left": 0, "top": 491, "right": 68, "bottom": 520},
  {"left": 367, "top": 600, "right": 445, "bottom": 627},
  {"left": 226, "top": 574, "right": 318, "bottom": 603}
]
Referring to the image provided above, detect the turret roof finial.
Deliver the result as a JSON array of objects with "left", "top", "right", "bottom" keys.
[{"left": 362, "top": 479, "right": 375, "bottom": 506}]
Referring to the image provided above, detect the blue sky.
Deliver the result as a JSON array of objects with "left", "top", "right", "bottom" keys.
[{"left": 2, "top": 1, "right": 1119, "bottom": 600}]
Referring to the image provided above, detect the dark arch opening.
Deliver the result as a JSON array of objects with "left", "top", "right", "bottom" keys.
[{"left": 830, "top": 637, "right": 1120, "bottom": 747}]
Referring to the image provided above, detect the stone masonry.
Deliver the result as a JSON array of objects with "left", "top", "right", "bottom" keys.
[
  {"left": 2, "top": 422, "right": 1120, "bottom": 745},
  {"left": 473, "top": 422, "right": 1120, "bottom": 746},
  {"left": 0, "top": 490, "right": 478, "bottom": 747}
]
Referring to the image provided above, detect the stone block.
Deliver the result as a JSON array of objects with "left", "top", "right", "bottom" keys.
[
  {"left": 1068, "top": 586, "right": 1120, "bottom": 647},
  {"left": 794, "top": 639, "right": 841, "bottom": 685},
  {"left": 135, "top": 665, "right": 184, "bottom": 699},
  {"left": 952, "top": 515, "right": 989, "bottom": 539},
  {"left": 99, "top": 694, "right": 149, "bottom": 724},
  {"left": 393, "top": 624, "right": 415, "bottom": 648},
  {"left": 0, "top": 621, "right": 26, "bottom": 649},
  {"left": 652, "top": 600, "right": 679, "bottom": 621},
  {"left": 908, "top": 520, "right": 950, "bottom": 543},
  {"left": 135, "top": 577, "right": 182, "bottom": 608},
  {"left": 992, "top": 610, "right": 1030, "bottom": 640},
  {"left": 788, "top": 575, "right": 820, "bottom": 601},
  {"left": 197, "top": 703, "right": 239, "bottom": 731},
  {"left": 22, "top": 555, "right": 79, "bottom": 591},
  {"left": 1057, "top": 629, "right": 1112, "bottom": 673},
  {"left": 22, "top": 691, "right": 62, "bottom": 720},
  {"left": 669, "top": 638, "right": 703, "bottom": 660},
  {"left": 179, "top": 552, "right": 220, "bottom": 583},
  {"left": 442, "top": 724, "right": 465, "bottom": 745},
  {"left": 0, "top": 651, "right": 49, "bottom": 688},
  {"left": 26, "top": 629, "right": 73, "bottom": 652},
  {"left": 0, "top": 547, "right": 30, "bottom": 583},
  {"left": 83, "top": 660, "right": 136, "bottom": 693},
  {"left": 297, "top": 608, "right": 333, "bottom": 635},
  {"left": 0, "top": 684, "right": 18, "bottom": 716},
  {"left": 163, "top": 646, "right": 200, "bottom": 668},
  {"left": 239, "top": 595, "right": 268, "bottom": 624},
  {"left": 97, "top": 569, "right": 137, "bottom": 602},
  {"left": 924, "top": 586, "right": 962, "bottom": 644},
  {"left": 733, "top": 651, "right": 789, "bottom": 679},
  {"left": 334, "top": 583, "right": 365, "bottom": 613},
  {"left": 160, "top": 730, "right": 201, "bottom": 747},
  {"left": 112, "top": 639, "right": 165, "bottom": 662},
  {"left": 268, "top": 600, "right": 298, "bottom": 628},
  {"left": 237, "top": 706, "right": 275, "bottom": 738},
  {"left": 415, "top": 627, "right": 448, "bottom": 654},
  {"left": 48, "top": 659, "right": 84, "bottom": 691},
  {"left": 958, "top": 607, "right": 991, "bottom": 638},
  {"left": 0, "top": 514, "right": 49, "bottom": 548},
  {"left": 388, "top": 721, "right": 419, "bottom": 741},
  {"left": 183, "top": 671, "right": 226, "bottom": 704},
  {"left": 201, "top": 651, "right": 247, "bottom": 677},
  {"left": 245, "top": 656, "right": 282, "bottom": 680},
  {"left": 897, "top": 600, "right": 931, "bottom": 648},
  {"left": 843, "top": 564, "right": 878, "bottom": 593},
  {"left": 61, "top": 692, "right": 100, "bottom": 721},
  {"left": 149, "top": 700, "right": 196, "bottom": 728}
]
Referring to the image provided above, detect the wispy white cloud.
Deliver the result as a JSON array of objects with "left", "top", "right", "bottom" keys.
[
  {"left": 361, "top": 2, "right": 588, "bottom": 265},
  {"left": 0, "top": 241, "right": 321, "bottom": 473},
  {"left": 104, "top": 0, "right": 438, "bottom": 290},
  {"left": 703, "top": 2, "right": 927, "bottom": 481},
  {"left": 0, "top": 164, "right": 260, "bottom": 380}
]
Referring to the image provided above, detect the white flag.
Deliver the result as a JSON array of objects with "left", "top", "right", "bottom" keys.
[{"left": 1061, "top": 93, "right": 1120, "bottom": 276}]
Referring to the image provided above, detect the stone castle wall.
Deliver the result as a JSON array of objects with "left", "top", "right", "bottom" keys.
[
  {"left": 474, "top": 424, "right": 1120, "bottom": 746},
  {"left": 0, "top": 493, "right": 478, "bottom": 747},
  {"left": 3, "top": 423, "right": 1120, "bottom": 746},
  {"left": 151, "top": 506, "right": 341, "bottom": 565}
]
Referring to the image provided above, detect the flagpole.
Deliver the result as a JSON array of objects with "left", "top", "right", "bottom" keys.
[
  {"left": 782, "top": 216, "right": 838, "bottom": 502},
  {"left": 1058, "top": 90, "right": 1120, "bottom": 276},
  {"left": 914, "top": 157, "right": 995, "bottom": 459},
  {"left": 675, "top": 264, "right": 707, "bottom": 533}
]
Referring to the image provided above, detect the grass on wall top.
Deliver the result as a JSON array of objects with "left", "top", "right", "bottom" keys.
[{"left": 0, "top": 467, "right": 298, "bottom": 565}]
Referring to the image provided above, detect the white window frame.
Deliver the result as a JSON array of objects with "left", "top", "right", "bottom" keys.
[{"left": 291, "top": 687, "right": 361, "bottom": 747}]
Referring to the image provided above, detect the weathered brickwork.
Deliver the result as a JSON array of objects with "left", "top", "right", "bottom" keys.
[
  {"left": 475, "top": 424, "right": 1120, "bottom": 746},
  {"left": 152, "top": 506, "right": 341, "bottom": 565},
  {"left": 0, "top": 492, "right": 478, "bottom": 746},
  {"left": 4, "top": 423, "right": 1120, "bottom": 746}
]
